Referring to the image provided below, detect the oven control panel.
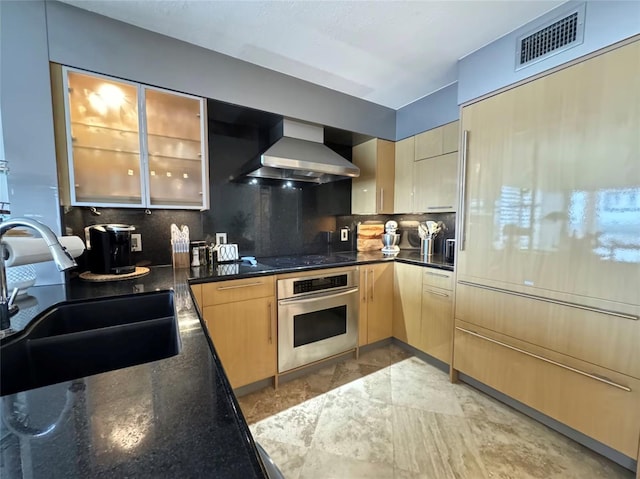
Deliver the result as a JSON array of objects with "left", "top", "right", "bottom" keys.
[
  {"left": 277, "top": 268, "right": 358, "bottom": 300},
  {"left": 293, "top": 274, "right": 348, "bottom": 295}
]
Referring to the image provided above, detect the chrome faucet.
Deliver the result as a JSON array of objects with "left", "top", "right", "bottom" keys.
[{"left": 0, "top": 218, "right": 77, "bottom": 334}]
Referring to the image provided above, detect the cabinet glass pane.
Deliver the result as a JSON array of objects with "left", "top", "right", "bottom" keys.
[
  {"left": 145, "top": 89, "right": 203, "bottom": 207},
  {"left": 67, "top": 71, "right": 142, "bottom": 204}
]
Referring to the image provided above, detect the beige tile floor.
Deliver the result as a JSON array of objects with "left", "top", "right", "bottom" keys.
[{"left": 238, "top": 344, "right": 634, "bottom": 479}]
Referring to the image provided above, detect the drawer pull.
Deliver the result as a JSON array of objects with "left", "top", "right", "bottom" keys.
[
  {"left": 458, "top": 280, "right": 638, "bottom": 321},
  {"left": 267, "top": 301, "right": 273, "bottom": 344},
  {"left": 427, "top": 206, "right": 453, "bottom": 210},
  {"left": 216, "top": 281, "right": 264, "bottom": 291},
  {"left": 425, "top": 289, "right": 449, "bottom": 297},
  {"left": 425, "top": 271, "right": 450, "bottom": 279},
  {"left": 455, "top": 327, "right": 632, "bottom": 392}
]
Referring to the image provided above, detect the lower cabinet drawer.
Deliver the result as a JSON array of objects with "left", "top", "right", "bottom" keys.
[
  {"left": 453, "top": 325, "right": 640, "bottom": 458},
  {"left": 423, "top": 268, "right": 453, "bottom": 291},
  {"left": 455, "top": 282, "right": 640, "bottom": 379},
  {"left": 202, "top": 276, "right": 275, "bottom": 306}
]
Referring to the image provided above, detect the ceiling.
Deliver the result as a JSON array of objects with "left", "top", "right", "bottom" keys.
[{"left": 60, "top": 0, "right": 565, "bottom": 109}]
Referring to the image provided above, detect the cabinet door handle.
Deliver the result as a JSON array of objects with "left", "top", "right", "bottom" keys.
[
  {"left": 427, "top": 206, "right": 453, "bottom": 210},
  {"left": 370, "top": 269, "right": 374, "bottom": 301},
  {"left": 425, "top": 289, "right": 449, "bottom": 297},
  {"left": 380, "top": 188, "right": 384, "bottom": 212},
  {"left": 362, "top": 270, "right": 368, "bottom": 302},
  {"left": 425, "top": 271, "right": 450, "bottom": 279},
  {"left": 267, "top": 301, "right": 273, "bottom": 344},
  {"left": 455, "top": 327, "right": 632, "bottom": 392},
  {"left": 458, "top": 280, "right": 638, "bottom": 321},
  {"left": 217, "top": 281, "right": 263, "bottom": 291},
  {"left": 459, "top": 130, "right": 469, "bottom": 251}
]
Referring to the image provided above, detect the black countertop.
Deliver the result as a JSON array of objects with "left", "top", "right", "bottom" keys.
[
  {"left": 189, "top": 250, "right": 453, "bottom": 284},
  {"left": 1, "top": 267, "right": 268, "bottom": 479},
  {"left": 0, "top": 251, "right": 453, "bottom": 478}
]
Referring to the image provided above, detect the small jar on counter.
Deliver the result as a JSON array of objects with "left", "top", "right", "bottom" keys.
[{"left": 190, "top": 241, "right": 207, "bottom": 267}]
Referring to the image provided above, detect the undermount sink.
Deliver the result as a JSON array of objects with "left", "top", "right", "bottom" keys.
[{"left": 0, "top": 290, "right": 179, "bottom": 396}]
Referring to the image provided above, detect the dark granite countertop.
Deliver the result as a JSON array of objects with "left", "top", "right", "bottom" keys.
[
  {"left": 1, "top": 266, "right": 268, "bottom": 479},
  {"left": 0, "top": 250, "right": 452, "bottom": 478},
  {"left": 189, "top": 250, "right": 453, "bottom": 284}
]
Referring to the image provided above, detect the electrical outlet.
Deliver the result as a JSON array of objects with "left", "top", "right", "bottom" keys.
[
  {"left": 340, "top": 228, "right": 349, "bottom": 242},
  {"left": 131, "top": 233, "right": 142, "bottom": 252},
  {"left": 215, "top": 232, "right": 227, "bottom": 245}
]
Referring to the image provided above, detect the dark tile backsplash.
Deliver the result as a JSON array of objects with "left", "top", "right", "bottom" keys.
[
  {"left": 335, "top": 212, "right": 456, "bottom": 255},
  {"left": 61, "top": 99, "right": 456, "bottom": 266},
  {"left": 62, "top": 103, "right": 353, "bottom": 266}
]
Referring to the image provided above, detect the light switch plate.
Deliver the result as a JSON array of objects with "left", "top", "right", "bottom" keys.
[
  {"left": 131, "top": 233, "right": 142, "bottom": 252},
  {"left": 340, "top": 228, "right": 349, "bottom": 242}
]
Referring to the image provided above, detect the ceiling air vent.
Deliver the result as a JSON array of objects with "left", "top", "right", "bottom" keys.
[{"left": 516, "top": 5, "right": 585, "bottom": 70}]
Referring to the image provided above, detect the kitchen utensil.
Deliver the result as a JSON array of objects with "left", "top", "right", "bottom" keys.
[
  {"left": 381, "top": 233, "right": 400, "bottom": 255},
  {"left": 421, "top": 237, "right": 434, "bottom": 257},
  {"left": 418, "top": 223, "right": 428, "bottom": 240},
  {"left": 384, "top": 220, "right": 398, "bottom": 234},
  {"left": 426, "top": 221, "right": 439, "bottom": 236}
]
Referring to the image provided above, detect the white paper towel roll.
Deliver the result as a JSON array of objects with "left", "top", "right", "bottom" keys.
[{"left": 2, "top": 236, "right": 85, "bottom": 267}]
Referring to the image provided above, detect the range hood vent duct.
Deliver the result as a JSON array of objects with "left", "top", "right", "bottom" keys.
[{"left": 238, "top": 119, "right": 359, "bottom": 184}]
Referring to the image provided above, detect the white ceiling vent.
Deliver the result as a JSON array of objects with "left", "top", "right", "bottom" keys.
[{"left": 516, "top": 4, "right": 585, "bottom": 70}]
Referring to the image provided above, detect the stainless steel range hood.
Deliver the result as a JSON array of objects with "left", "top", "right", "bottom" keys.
[{"left": 239, "top": 119, "right": 359, "bottom": 184}]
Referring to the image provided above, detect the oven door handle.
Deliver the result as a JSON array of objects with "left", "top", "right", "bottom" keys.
[{"left": 278, "top": 287, "right": 359, "bottom": 305}]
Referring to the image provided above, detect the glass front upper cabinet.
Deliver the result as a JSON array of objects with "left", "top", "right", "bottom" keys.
[{"left": 55, "top": 66, "right": 208, "bottom": 209}]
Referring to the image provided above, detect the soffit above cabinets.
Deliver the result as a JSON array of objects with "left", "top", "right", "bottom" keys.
[{"left": 59, "top": 0, "right": 566, "bottom": 109}]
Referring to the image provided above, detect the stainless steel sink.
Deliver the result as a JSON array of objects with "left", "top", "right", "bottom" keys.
[{"left": 0, "top": 290, "right": 179, "bottom": 396}]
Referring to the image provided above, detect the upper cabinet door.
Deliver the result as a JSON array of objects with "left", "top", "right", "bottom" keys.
[
  {"left": 352, "top": 139, "right": 395, "bottom": 214},
  {"left": 458, "top": 40, "right": 640, "bottom": 308},
  {"left": 143, "top": 88, "right": 206, "bottom": 208},
  {"left": 415, "top": 128, "right": 443, "bottom": 160},
  {"left": 53, "top": 66, "right": 209, "bottom": 210},
  {"left": 394, "top": 136, "right": 415, "bottom": 213},
  {"left": 442, "top": 121, "right": 460, "bottom": 154},
  {"left": 65, "top": 70, "right": 144, "bottom": 206}
]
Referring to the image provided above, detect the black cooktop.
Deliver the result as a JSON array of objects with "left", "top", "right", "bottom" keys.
[{"left": 259, "top": 254, "right": 355, "bottom": 268}]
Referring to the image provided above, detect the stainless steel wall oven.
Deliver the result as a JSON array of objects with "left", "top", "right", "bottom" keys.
[{"left": 277, "top": 268, "right": 358, "bottom": 373}]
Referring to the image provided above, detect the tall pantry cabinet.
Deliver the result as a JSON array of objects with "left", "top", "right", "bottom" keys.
[{"left": 453, "top": 39, "right": 640, "bottom": 460}]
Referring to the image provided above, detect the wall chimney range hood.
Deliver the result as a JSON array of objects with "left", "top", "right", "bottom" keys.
[{"left": 239, "top": 119, "right": 359, "bottom": 184}]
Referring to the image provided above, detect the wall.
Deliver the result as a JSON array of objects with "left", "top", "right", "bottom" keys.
[
  {"left": 396, "top": 83, "right": 459, "bottom": 140},
  {"left": 458, "top": 0, "right": 640, "bottom": 104},
  {"left": 0, "top": 1, "right": 63, "bottom": 285},
  {"left": 61, "top": 110, "right": 353, "bottom": 266},
  {"left": 44, "top": 1, "right": 396, "bottom": 141}
]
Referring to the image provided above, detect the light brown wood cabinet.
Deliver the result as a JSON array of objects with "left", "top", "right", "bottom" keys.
[
  {"left": 392, "top": 262, "right": 423, "bottom": 347},
  {"left": 454, "top": 39, "right": 640, "bottom": 458},
  {"left": 414, "top": 152, "right": 458, "bottom": 213},
  {"left": 358, "top": 263, "right": 394, "bottom": 346},
  {"left": 393, "top": 136, "right": 415, "bottom": 213},
  {"left": 421, "top": 268, "right": 454, "bottom": 364},
  {"left": 51, "top": 64, "right": 208, "bottom": 209},
  {"left": 454, "top": 323, "right": 640, "bottom": 459},
  {"left": 352, "top": 138, "right": 395, "bottom": 214},
  {"left": 394, "top": 121, "right": 459, "bottom": 213},
  {"left": 201, "top": 276, "right": 276, "bottom": 389},
  {"left": 415, "top": 120, "right": 459, "bottom": 160}
]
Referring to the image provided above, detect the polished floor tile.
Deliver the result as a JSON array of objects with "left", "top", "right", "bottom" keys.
[{"left": 247, "top": 344, "right": 635, "bottom": 479}]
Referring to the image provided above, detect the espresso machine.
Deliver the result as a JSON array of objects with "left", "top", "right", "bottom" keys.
[{"left": 85, "top": 224, "right": 136, "bottom": 275}]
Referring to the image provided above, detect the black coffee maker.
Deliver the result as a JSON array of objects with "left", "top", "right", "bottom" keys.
[{"left": 85, "top": 224, "right": 136, "bottom": 275}]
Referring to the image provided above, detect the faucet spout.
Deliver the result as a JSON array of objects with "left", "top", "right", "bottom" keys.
[{"left": 0, "top": 218, "right": 78, "bottom": 335}]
